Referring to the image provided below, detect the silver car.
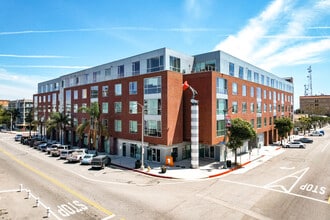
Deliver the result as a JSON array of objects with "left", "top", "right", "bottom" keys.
[{"left": 285, "top": 141, "right": 305, "bottom": 148}]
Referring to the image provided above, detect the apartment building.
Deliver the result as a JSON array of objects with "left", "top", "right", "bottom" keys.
[
  {"left": 300, "top": 95, "right": 330, "bottom": 116},
  {"left": 33, "top": 48, "right": 294, "bottom": 164},
  {"left": 8, "top": 99, "right": 33, "bottom": 129}
]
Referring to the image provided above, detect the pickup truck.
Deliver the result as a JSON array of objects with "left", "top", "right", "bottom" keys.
[{"left": 67, "top": 149, "right": 86, "bottom": 163}]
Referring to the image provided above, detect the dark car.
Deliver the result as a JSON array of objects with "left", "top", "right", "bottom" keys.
[{"left": 295, "top": 137, "right": 313, "bottom": 143}]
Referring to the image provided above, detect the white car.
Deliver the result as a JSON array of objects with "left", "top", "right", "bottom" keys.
[
  {"left": 67, "top": 149, "right": 86, "bottom": 163},
  {"left": 309, "top": 131, "right": 323, "bottom": 136},
  {"left": 285, "top": 141, "right": 305, "bottom": 148},
  {"left": 80, "top": 154, "right": 95, "bottom": 165}
]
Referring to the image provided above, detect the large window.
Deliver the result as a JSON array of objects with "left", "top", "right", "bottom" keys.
[
  {"left": 216, "top": 99, "right": 227, "bottom": 115},
  {"left": 216, "top": 120, "right": 225, "bottom": 136},
  {"left": 129, "top": 120, "right": 138, "bottom": 133},
  {"left": 232, "top": 83, "right": 238, "bottom": 95},
  {"left": 82, "top": 89, "right": 87, "bottom": 99},
  {"left": 239, "top": 66, "right": 244, "bottom": 79},
  {"left": 118, "top": 65, "right": 124, "bottom": 78},
  {"left": 115, "top": 83, "right": 122, "bottom": 96},
  {"left": 90, "top": 86, "right": 98, "bottom": 98},
  {"left": 115, "top": 120, "right": 122, "bottom": 132},
  {"left": 129, "top": 81, "right": 137, "bottom": 95},
  {"left": 102, "top": 102, "right": 108, "bottom": 114},
  {"left": 132, "top": 61, "right": 140, "bottom": 76},
  {"left": 145, "top": 99, "right": 161, "bottom": 115},
  {"left": 242, "top": 102, "right": 247, "bottom": 113},
  {"left": 250, "top": 87, "right": 254, "bottom": 97},
  {"left": 257, "top": 87, "right": 261, "bottom": 99},
  {"left": 145, "top": 120, "right": 161, "bottom": 137},
  {"left": 254, "top": 72, "right": 259, "bottom": 83},
  {"left": 232, "top": 101, "right": 238, "bottom": 113},
  {"left": 257, "top": 117, "right": 262, "bottom": 128},
  {"left": 170, "top": 56, "right": 181, "bottom": 72},
  {"left": 144, "top": 76, "right": 161, "bottom": 94},
  {"left": 74, "top": 90, "right": 78, "bottom": 100},
  {"left": 216, "top": 77, "right": 227, "bottom": 94},
  {"left": 257, "top": 102, "right": 262, "bottom": 113},
  {"left": 129, "top": 101, "right": 138, "bottom": 114},
  {"left": 229, "top": 62, "right": 234, "bottom": 76},
  {"left": 247, "top": 69, "right": 252, "bottom": 81},
  {"left": 114, "top": 102, "right": 122, "bottom": 113},
  {"left": 242, "top": 85, "right": 246, "bottom": 96},
  {"left": 102, "top": 86, "right": 108, "bottom": 97},
  {"left": 147, "top": 56, "right": 164, "bottom": 72},
  {"left": 93, "top": 71, "right": 100, "bottom": 83}
]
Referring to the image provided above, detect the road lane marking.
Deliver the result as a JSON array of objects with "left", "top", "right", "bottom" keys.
[
  {"left": 321, "top": 143, "right": 329, "bottom": 153},
  {"left": 0, "top": 147, "right": 115, "bottom": 218}
]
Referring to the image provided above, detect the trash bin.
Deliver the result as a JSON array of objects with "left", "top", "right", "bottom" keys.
[
  {"left": 226, "top": 160, "right": 232, "bottom": 168},
  {"left": 161, "top": 165, "right": 167, "bottom": 173},
  {"left": 135, "top": 160, "right": 141, "bottom": 169}
]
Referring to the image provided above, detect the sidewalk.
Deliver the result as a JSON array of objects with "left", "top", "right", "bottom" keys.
[{"left": 110, "top": 145, "right": 284, "bottom": 180}]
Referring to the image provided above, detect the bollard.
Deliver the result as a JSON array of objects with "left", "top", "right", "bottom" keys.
[
  {"left": 19, "top": 184, "right": 23, "bottom": 192},
  {"left": 27, "top": 190, "right": 31, "bottom": 199},
  {"left": 46, "top": 207, "right": 50, "bottom": 218},
  {"left": 36, "top": 197, "right": 39, "bottom": 207}
]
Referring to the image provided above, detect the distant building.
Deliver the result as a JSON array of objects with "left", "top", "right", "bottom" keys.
[
  {"left": 0, "top": 100, "right": 9, "bottom": 109},
  {"left": 8, "top": 99, "right": 33, "bottom": 129},
  {"left": 300, "top": 95, "right": 330, "bottom": 116},
  {"left": 34, "top": 48, "right": 294, "bottom": 164}
]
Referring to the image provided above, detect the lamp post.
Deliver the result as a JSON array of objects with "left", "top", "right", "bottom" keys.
[
  {"left": 137, "top": 102, "right": 145, "bottom": 170},
  {"left": 223, "top": 106, "right": 234, "bottom": 169},
  {"left": 9, "top": 112, "right": 13, "bottom": 131}
]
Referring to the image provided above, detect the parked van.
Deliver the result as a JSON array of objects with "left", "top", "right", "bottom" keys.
[
  {"left": 59, "top": 149, "right": 74, "bottom": 159},
  {"left": 91, "top": 155, "right": 110, "bottom": 169}
]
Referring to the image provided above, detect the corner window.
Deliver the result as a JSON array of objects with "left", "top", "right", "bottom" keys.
[{"left": 144, "top": 76, "right": 161, "bottom": 94}]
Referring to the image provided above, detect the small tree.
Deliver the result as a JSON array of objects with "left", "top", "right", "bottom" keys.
[
  {"left": 274, "top": 117, "right": 293, "bottom": 145},
  {"left": 47, "top": 112, "right": 69, "bottom": 144},
  {"left": 227, "top": 118, "right": 256, "bottom": 165}
]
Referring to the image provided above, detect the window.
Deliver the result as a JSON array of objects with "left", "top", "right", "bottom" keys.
[
  {"left": 269, "top": 104, "right": 272, "bottom": 112},
  {"left": 242, "top": 102, "right": 247, "bottom": 113},
  {"left": 250, "top": 103, "right": 255, "bottom": 113},
  {"left": 102, "top": 102, "right": 108, "bottom": 114},
  {"left": 264, "top": 117, "right": 267, "bottom": 126},
  {"left": 247, "top": 69, "right": 252, "bottom": 81},
  {"left": 145, "top": 120, "right": 161, "bottom": 137},
  {"left": 115, "top": 120, "right": 122, "bottom": 132},
  {"left": 129, "top": 101, "right": 138, "bottom": 114},
  {"left": 115, "top": 83, "right": 122, "bottom": 96},
  {"left": 82, "top": 89, "right": 87, "bottom": 99},
  {"left": 93, "top": 71, "right": 100, "bottom": 82},
  {"left": 129, "top": 81, "right": 137, "bottom": 95},
  {"left": 73, "top": 104, "right": 78, "bottom": 113},
  {"left": 264, "top": 90, "right": 267, "bottom": 99},
  {"left": 269, "top": 91, "right": 272, "bottom": 100},
  {"left": 147, "top": 56, "right": 164, "bottom": 72},
  {"left": 102, "top": 119, "right": 108, "bottom": 128},
  {"left": 118, "top": 65, "right": 124, "bottom": 78},
  {"left": 257, "top": 117, "right": 262, "bottom": 128},
  {"left": 216, "top": 77, "right": 227, "bottom": 94},
  {"left": 74, "top": 90, "right": 78, "bottom": 100},
  {"left": 132, "top": 61, "right": 140, "bottom": 76},
  {"left": 257, "top": 102, "right": 262, "bottom": 113},
  {"left": 232, "top": 101, "right": 238, "bottom": 113},
  {"left": 269, "top": 117, "right": 272, "bottom": 125},
  {"left": 105, "top": 68, "right": 111, "bottom": 77},
  {"left": 261, "top": 75, "right": 265, "bottom": 85},
  {"left": 264, "top": 103, "right": 267, "bottom": 112},
  {"left": 232, "top": 83, "right": 238, "bottom": 95},
  {"left": 114, "top": 102, "right": 122, "bottom": 113},
  {"left": 144, "top": 76, "right": 161, "bottom": 94},
  {"left": 242, "top": 85, "right": 246, "bottom": 96},
  {"left": 170, "top": 56, "right": 181, "bottom": 72},
  {"left": 129, "top": 121, "right": 138, "bottom": 133},
  {"left": 216, "top": 120, "right": 225, "bottom": 136},
  {"left": 229, "top": 62, "right": 234, "bottom": 76},
  {"left": 257, "top": 87, "right": 261, "bottom": 99},
  {"left": 254, "top": 72, "right": 259, "bottom": 83},
  {"left": 145, "top": 99, "right": 161, "bottom": 115},
  {"left": 102, "top": 86, "right": 108, "bottom": 97},
  {"left": 250, "top": 87, "right": 254, "bottom": 97},
  {"left": 239, "top": 66, "right": 244, "bottom": 79},
  {"left": 90, "top": 86, "right": 98, "bottom": 98},
  {"left": 216, "top": 99, "right": 227, "bottom": 115},
  {"left": 250, "top": 119, "right": 255, "bottom": 128}
]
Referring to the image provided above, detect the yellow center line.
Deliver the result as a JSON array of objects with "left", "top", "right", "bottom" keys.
[{"left": 0, "top": 147, "right": 114, "bottom": 217}]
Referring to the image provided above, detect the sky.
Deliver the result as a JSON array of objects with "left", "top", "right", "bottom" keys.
[{"left": 0, "top": 0, "right": 330, "bottom": 109}]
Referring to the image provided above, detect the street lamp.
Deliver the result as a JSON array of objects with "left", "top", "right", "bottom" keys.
[
  {"left": 137, "top": 102, "right": 145, "bottom": 170},
  {"left": 223, "top": 106, "right": 234, "bottom": 169}
]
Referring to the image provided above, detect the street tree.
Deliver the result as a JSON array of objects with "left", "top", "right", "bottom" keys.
[
  {"left": 298, "top": 116, "right": 312, "bottom": 135},
  {"left": 274, "top": 117, "right": 293, "bottom": 145},
  {"left": 77, "top": 102, "right": 108, "bottom": 151},
  {"left": 47, "top": 112, "right": 69, "bottom": 144},
  {"left": 227, "top": 118, "right": 256, "bottom": 165}
]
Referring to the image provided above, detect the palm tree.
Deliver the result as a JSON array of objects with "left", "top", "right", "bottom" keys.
[
  {"left": 77, "top": 102, "right": 108, "bottom": 151},
  {"left": 47, "top": 112, "right": 69, "bottom": 144}
]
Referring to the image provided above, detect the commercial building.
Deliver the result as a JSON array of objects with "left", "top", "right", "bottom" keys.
[
  {"left": 8, "top": 99, "right": 33, "bottom": 130},
  {"left": 33, "top": 48, "right": 294, "bottom": 164},
  {"left": 300, "top": 95, "right": 330, "bottom": 116}
]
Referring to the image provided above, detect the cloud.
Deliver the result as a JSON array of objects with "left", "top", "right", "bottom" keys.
[{"left": 213, "top": 0, "right": 330, "bottom": 71}]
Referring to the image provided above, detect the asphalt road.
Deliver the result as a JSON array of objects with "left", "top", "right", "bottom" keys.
[{"left": 0, "top": 129, "right": 329, "bottom": 220}]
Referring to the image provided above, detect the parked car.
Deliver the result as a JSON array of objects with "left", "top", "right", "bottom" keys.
[
  {"left": 285, "top": 141, "right": 305, "bottom": 148},
  {"left": 52, "top": 145, "right": 70, "bottom": 157},
  {"left": 46, "top": 143, "right": 61, "bottom": 154},
  {"left": 14, "top": 134, "right": 22, "bottom": 141},
  {"left": 91, "top": 155, "right": 110, "bottom": 169},
  {"left": 38, "top": 142, "right": 51, "bottom": 151},
  {"left": 318, "top": 130, "right": 325, "bottom": 136},
  {"left": 60, "top": 149, "right": 74, "bottom": 159},
  {"left": 67, "top": 149, "right": 86, "bottom": 163},
  {"left": 309, "top": 131, "right": 323, "bottom": 136},
  {"left": 294, "top": 137, "right": 313, "bottom": 143},
  {"left": 80, "top": 154, "right": 95, "bottom": 165}
]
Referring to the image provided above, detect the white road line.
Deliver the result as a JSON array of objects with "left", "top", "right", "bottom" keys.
[{"left": 321, "top": 143, "right": 329, "bottom": 153}]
